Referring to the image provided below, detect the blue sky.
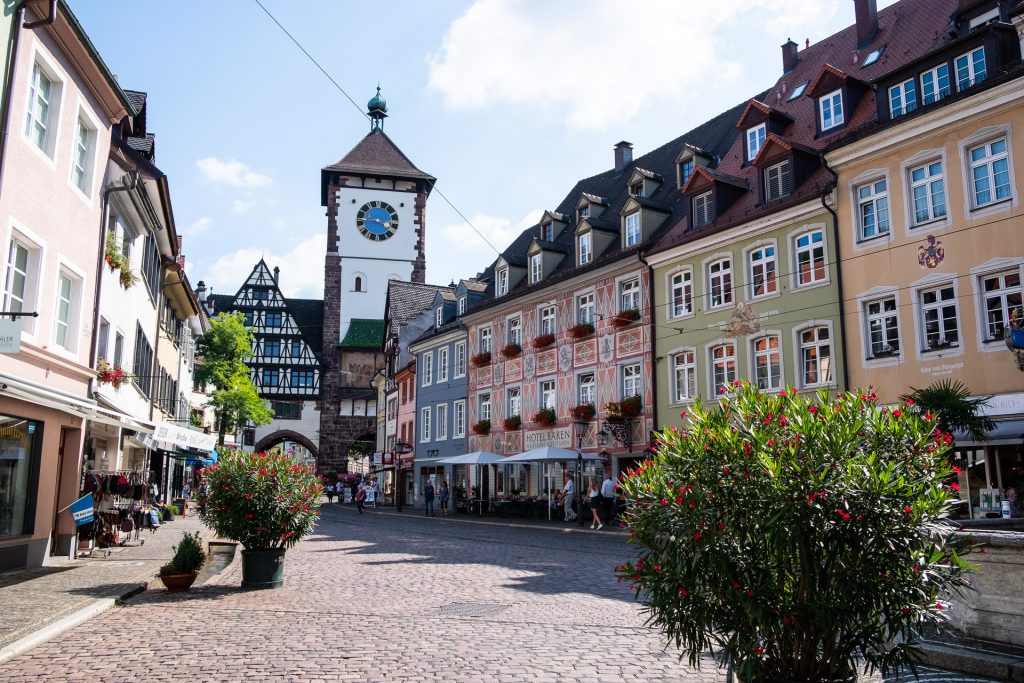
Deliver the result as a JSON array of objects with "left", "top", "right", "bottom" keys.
[{"left": 71, "top": 0, "right": 895, "bottom": 299}]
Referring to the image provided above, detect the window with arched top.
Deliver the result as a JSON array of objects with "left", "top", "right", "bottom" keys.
[
  {"left": 354, "top": 277, "right": 362, "bottom": 291},
  {"left": 353, "top": 272, "right": 366, "bottom": 292}
]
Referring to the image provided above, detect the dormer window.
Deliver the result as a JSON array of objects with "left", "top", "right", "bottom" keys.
[
  {"left": 496, "top": 267, "right": 509, "bottom": 297},
  {"left": 578, "top": 232, "right": 592, "bottom": 266},
  {"left": 679, "top": 158, "right": 695, "bottom": 187},
  {"left": 579, "top": 204, "right": 590, "bottom": 221},
  {"left": 921, "top": 64, "right": 951, "bottom": 104},
  {"left": 693, "top": 192, "right": 714, "bottom": 228},
  {"left": 969, "top": 6, "right": 1001, "bottom": 29},
  {"left": 436, "top": 307, "right": 444, "bottom": 328},
  {"left": 819, "top": 90, "right": 843, "bottom": 131},
  {"left": 630, "top": 182, "right": 644, "bottom": 198},
  {"left": 541, "top": 223, "right": 554, "bottom": 241},
  {"left": 955, "top": 48, "right": 986, "bottom": 91},
  {"left": 888, "top": 79, "right": 917, "bottom": 118},
  {"left": 529, "top": 253, "right": 542, "bottom": 284},
  {"left": 764, "top": 161, "right": 792, "bottom": 202},
  {"left": 624, "top": 212, "right": 641, "bottom": 247},
  {"left": 458, "top": 296, "right": 466, "bottom": 315},
  {"left": 746, "top": 124, "right": 766, "bottom": 161}
]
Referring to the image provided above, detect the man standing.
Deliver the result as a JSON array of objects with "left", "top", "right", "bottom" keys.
[
  {"left": 562, "top": 475, "right": 576, "bottom": 522},
  {"left": 424, "top": 479, "right": 436, "bottom": 517},
  {"left": 601, "top": 471, "right": 616, "bottom": 527}
]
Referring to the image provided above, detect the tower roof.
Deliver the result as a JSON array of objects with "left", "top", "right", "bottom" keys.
[{"left": 321, "top": 129, "right": 435, "bottom": 205}]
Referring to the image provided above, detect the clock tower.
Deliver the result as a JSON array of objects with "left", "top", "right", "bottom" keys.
[{"left": 318, "top": 87, "right": 435, "bottom": 471}]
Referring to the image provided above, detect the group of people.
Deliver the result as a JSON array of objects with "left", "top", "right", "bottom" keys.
[
  {"left": 421, "top": 480, "right": 450, "bottom": 516},
  {"left": 553, "top": 472, "right": 618, "bottom": 529},
  {"left": 324, "top": 479, "right": 380, "bottom": 514}
]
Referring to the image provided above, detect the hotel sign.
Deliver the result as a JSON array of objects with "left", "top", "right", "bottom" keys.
[{"left": 524, "top": 426, "right": 572, "bottom": 449}]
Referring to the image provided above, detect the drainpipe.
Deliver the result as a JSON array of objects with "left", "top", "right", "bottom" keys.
[
  {"left": 638, "top": 251, "right": 656, "bottom": 453},
  {"left": 818, "top": 153, "right": 850, "bottom": 392},
  {"left": 0, "top": 0, "right": 58, "bottom": 193}
]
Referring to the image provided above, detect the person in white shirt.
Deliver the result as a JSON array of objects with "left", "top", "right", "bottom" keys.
[
  {"left": 562, "top": 475, "right": 576, "bottom": 522},
  {"left": 601, "top": 472, "right": 616, "bottom": 527}
]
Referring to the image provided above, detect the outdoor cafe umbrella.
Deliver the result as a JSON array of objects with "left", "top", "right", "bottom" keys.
[
  {"left": 437, "top": 451, "right": 505, "bottom": 511},
  {"left": 503, "top": 447, "right": 603, "bottom": 519}
]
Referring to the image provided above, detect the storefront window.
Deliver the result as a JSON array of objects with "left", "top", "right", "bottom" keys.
[{"left": 0, "top": 414, "right": 41, "bottom": 537}]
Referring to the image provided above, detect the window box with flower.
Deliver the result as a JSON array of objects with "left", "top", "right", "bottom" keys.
[
  {"left": 471, "top": 351, "right": 492, "bottom": 367},
  {"left": 96, "top": 358, "right": 132, "bottom": 388},
  {"left": 533, "top": 408, "right": 556, "bottom": 427},
  {"left": 503, "top": 415, "right": 522, "bottom": 431},
  {"left": 570, "top": 323, "right": 595, "bottom": 339},
  {"left": 611, "top": 309, "right": 641, "bottom": 328},
  {"left": 471, "top": 419, "right": 491, "bottom": 435},
  {"left": 605, "top": 395, "right": 641, "bottom": 420},
  {"left": 571, "top": 403, "right": 596, "bottom": 422},
  {"left": 501, "top": 343, "right": 522, "bottom": 359},
  {"left": 532, "top": 333, "right": 556, "bottom": 349}
]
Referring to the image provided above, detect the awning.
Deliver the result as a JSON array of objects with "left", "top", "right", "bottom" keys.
[
  {"left": 502, "top": 446, "right": 604, "bottom": 463},
  {"left": 0, "top": 372, "right": 154, "bottom": 433},
  {"left": 152, "top": 421, "right": 217, "bottom": 451},
  {"left": 955, "top": 418, "right": 1024, "bottom": 447}
]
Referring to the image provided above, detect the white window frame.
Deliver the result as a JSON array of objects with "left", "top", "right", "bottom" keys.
[
  {"left": 435, "top": 306, "right": 444, "bottom": 328},
  {"left": 51, "top": 260, "right": 85, "bottom": 356},
  {"left": 541, "top": 223, "right": 554, "bottom": 242},
  {"left": 750, "top": 334, "right": 782, "bottom": 391},
  {"left": 458, "top": 296, "right": 466, "bottom": 315},
  {"left": 908, "top": 159, "right": 948, "bottom": 226},
  {"left": 578, "top": 232, "right": 592, "bottom": 265},
  {"left": 795, "top": 324, "right": 834, "bottom": 389},
  {"left": 910, "top": 276, "right": 963, "bottom": 359},
  {"left": 955, "top": 47, "right": 986, "bottom": 91},
  {"left": 577, "top": 371, "right": 595, "bottom": 406},
  {"left": 70, "top": 111, "right": 97, "bottom": 198},
  {"left": 421, "top": 351, "right": 433, "bottom": 387},
  {"left": 619, "top": 276, "right": 640, "bottom": 313},
  {"left": 420, "top": 406, "right": 432, "bottom": 443},
  {"left": 506, "top": 386, "right": 522, "bottom": 418},
  {"left": 437, "top": 346, "right": 449, "bottom": 383},
  {"left": 529, "top": 253, "right": 542, "bottom": 284},
  {"left": 478, "top": 326, "right": 492, "bottom": 354},
  {"left": 693, "top": 191, "right": 714, "bottom": 228},
  {"left": 454, "top": 400, "right": 466, "bottom": 438},
  {"left": 919, "top": 284, "right": 960, "bottom": 351},
  {"left": 668, "top": 268, "right": 693, "bottom": 318},
  {"left": 921, "top": 63, "right": 951, "bottom": 105},
  {"left": 23, "top": 56, "right": 63, "bottom": 159},
  {"left": 864, "top": 295, "right": 901, "bottom": 359},
  {"left": 967, "top": 137, "right": 1013, "bottom": 210},
  {"left": 539, "top": 378, "right": 556, "bottom": 410},
  {"left": 624, "top": 212, "right": 641, "bottom": 247},
  {"left": 746, "top": 123, "right": 766, "bottom": 161},
  {"left": 576, "top": 291, "right": 595, "bottom": 325},
  {"left": 977, "top": 266, "right": 1023, "bottom": 343},
  {"left": 670, "top": 348, "right": 697, "bottom": 404},
  {"left": 793, "top": 229, "right": 827, "bottom": 289},
  {"left": 435, "top": 403, "right": 448, "bottom": 441},
  {"left": 454, "top": 341, "right": 467, "bottom": 378},
  {"left": 747, "top": 243, "right": 778, "bottom": 299},
  {"left": 709, "top": 342, "right": 737, "bottom": 395},
  {"left": 478, "top": 392, "right": 492, "bottom": 422},
  {"left": 620, "top": 362, "right": 642, "bottom": 400},
  {"left": 888, "top": 79, "right": 917, "bottom": 118},
  {"left": 764, "top": 160, "right": 791, "bottom": 202},
  {"left": 819, "top": 89, "right": 844, "bottom": 131},
  {"left": 538, "top": 304, "right": 556, "bottom": 336},
  {"left": 3, "top": 225, "right": 44, "bottom": 338},
  {"left": 496, "top": 267, "right": 509, "bottom": 296},
  {"left": 706, "top": 256, "right": 733, "bottom": 310},
  {"left": 507, "top": 315, "right": 522, "bottom": 346},
  {"left": 678, "top": 157, "right": 695, "bottom": 188},
  {"left": 855, "top": 178, "right": 890, "bottom": 241}
]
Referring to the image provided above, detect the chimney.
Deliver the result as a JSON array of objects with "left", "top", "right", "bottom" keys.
[
  {"left": 273, "top": 266, "right": 280, "bottom": 284},
  {"left": 782, "top": 38, "right": 799, "bottom": 73},
  {"left": 853, "top": 0, "right": 879, "bottom": 49},
  {"left": 614, "top": 141, "right": 633, "bottom": 172}
]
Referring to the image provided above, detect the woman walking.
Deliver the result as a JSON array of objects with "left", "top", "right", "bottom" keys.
[
  {"left": 587, "top": 481, "right": 603, "bottom": 530},
  {"left": 325, "top": 482, "right": 335, "bottom": 504},
  {"left": 438, "top": 481, "right": 450, "bottom": 516}
]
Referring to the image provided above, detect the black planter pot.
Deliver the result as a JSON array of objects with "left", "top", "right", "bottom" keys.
[{"left": 241, "top": 548, "right": 286, "bottom": 589}]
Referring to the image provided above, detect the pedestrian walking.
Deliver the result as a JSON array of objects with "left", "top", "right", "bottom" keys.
[
  {"left": 587, "top": 481, "right": 603, "bottom": 529},
  {"left": 355, "top": 484, "right": 366, "bottom": 513},
  {"left": 601, "top": 471, "right": 616, "bottom": 526},
  {"left": 182, "top": 482, "right": 191, "bottom": 500},
  {"left": 326, "top": 482, "right": 335, "bottom": 504},
  {"left": 423, "top": 479, "right": 436, "bottom": 516},
  {"left": 562, "top": 475, "right": 576, "bottom": 522},
  {"left": 438, "top": 481, "right": 450, "bottom": 516}
]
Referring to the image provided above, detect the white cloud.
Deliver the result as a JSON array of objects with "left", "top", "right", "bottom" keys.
[
  {"left": 428, "top": 0, "right": 839, "bottom": 130},
  {"left": 182, "top": 216, "right": 213, "bottom": 236},
  {"left": 231, "top": 199, "right": 253, "bottom": 214},
  {"left": 195, "top": 157, "right": 273, "bottom": 189},
  {"left": 202, "top": 233, "right": 327, "bottom": 298},
  {"left": 429, "top": 209, "right": 542, "bottom": 284}
]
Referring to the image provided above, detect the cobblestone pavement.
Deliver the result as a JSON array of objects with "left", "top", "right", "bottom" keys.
[
  {"left": 0, "top": 506, "right": 1001, "bottom": 682},
  {"left": 0, "top": 512, "right": 207, "bottom": 649}
]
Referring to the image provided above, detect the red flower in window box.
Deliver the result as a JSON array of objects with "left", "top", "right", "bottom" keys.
[
  {"left": 571, "top": 403, "right": 596, "bottom": 421},
  {"left": 470, "top": 352, "right": 492, "bottom": 367},
  {"left": 501, "top": 343, "right": 522, "bottom": 359},
  {"left": 570, "top": 323, "right": 595, "bottom": 339},
  {"left": 532, "top": 333, "right": 556, "bottom": 349},
  {"left": 605, "top": 395, "right": 642, "bottom": 420},
  {"left": 611, "top": 309, "right": 641, "bottom": 327},
  {"left": 533, "top": 408, "right": 557, "bottom": 427},
  {"left": 503, "top": 415, "right": 522, "bottom": 431},
  {"left": 96, "top": 358, "right": 132, "bottom": 389},
  {"left": 471, "top": 419, "right": 491, "bottom": 435}
]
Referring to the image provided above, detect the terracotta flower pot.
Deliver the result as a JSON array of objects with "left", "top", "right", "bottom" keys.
[{"left": 159, "top": 572, "right": 198, "bottom": 592}]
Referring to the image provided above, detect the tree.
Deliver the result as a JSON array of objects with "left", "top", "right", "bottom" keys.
[
  {"left": 902, "top": 379, "right": 996, "bottom": 445},
  {"left": 195, "top": 312, "right": 273, "bottom": 445}
]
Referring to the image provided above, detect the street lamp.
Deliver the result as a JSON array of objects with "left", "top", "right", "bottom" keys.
[{"left": 573, "top": 418, "right": 592, "bottom": 527}]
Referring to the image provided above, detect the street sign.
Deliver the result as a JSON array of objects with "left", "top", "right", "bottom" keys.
[{"left": 0, "top": 318, "right": 20, "bottom": 353}]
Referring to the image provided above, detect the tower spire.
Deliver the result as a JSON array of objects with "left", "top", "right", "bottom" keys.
[{"left": 367, "top": 84, "right": 388, "bottom": 132}]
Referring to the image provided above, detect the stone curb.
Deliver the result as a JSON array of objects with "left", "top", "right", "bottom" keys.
[
  {"left": 325, "top": 503, "right": 629, "bottom": 536},
  {"left": 916, "top": 641, "right": 1024, "bottom": 682}
]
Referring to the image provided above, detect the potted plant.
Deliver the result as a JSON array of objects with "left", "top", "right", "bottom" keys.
[
  {"left": 611, "top": 308, "right": 641, "bottom": 327},
  {"left": 119, "top": 266, "right": 140, "bottom": 289},
  {"left": 606, "top": 395, "right": 641, "bottom": 420},
  {"left": 533, "top": 408, "right": 556, "bottom": 427},
  {"left": 572, "top": 403, "right": 596, "bottom": 421},
  {"left": 471, "top": 351, "right": 492, "bottom": 367},
  {"left": 615, "top": 383, "right": 973, "bottom": 682},
  {"left": 570, "top": 322, "right": 595, "bottom": 339},
  {"left": 532, "top": 333, "right": 556, "bottom": 349},
  {"left": 501, "top": 342, "right": 522, "bottom": 359},
  {"left": 158, "top": 530, "right": 205, "bottom": 592},
  {"left": 96, "top": 358, "right": 132, "bottom": 388},
  {"left": 197, "top": 449, "right": 323, "bottom": 589},
  {"left": 503, "top": 415, "right": 522, "bottom": 431},
  {"left": 104, "top": 232, "right": 127, "bottom": 273},
  {"left": 471, "top": 419, "right": 491, "bottom": 435}
]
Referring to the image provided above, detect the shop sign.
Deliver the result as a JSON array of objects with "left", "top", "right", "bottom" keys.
[
  {"left": 152, "top": 421, "right": 217, "bottom": 451},
  {"left": 0, "top": 318, "right": 20, "bottom": 353},
  {"left": 372, "top": 452, "right": 383, "bottom": 465},
  {"left": 524, "top": 427, "right": 572, "bottom": 449}
]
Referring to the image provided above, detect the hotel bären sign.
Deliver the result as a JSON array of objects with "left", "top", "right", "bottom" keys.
[{"left": 524, "top": 427, "right": 572, "bottom": 449}]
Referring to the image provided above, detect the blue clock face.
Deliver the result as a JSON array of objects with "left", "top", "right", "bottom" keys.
[{"left": 356, "top": 201, "right": 399, "bottom": 241}]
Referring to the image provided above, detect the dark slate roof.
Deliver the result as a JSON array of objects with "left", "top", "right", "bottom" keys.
[
  {"left": 207, "top": 293, "right": 233, "bottom": 316},
  {"left": 461, "top": 96, "right": 753, "bottom": 312},
  {"left": 534, "top": 239, "right": 568, "bottom": 254},
  {"left": 384, "top": 281, "right": 454, "bottom": 336},
  {"left": 341, "top": 318, "right": 385, "bottom": 349},
  {"left": 286, "top": 297, "right": 324, "bottom": 355},
  {"left": 324, "top": 129, "right": 435, "bottom": 181},
  {"left": 654, "top": 0, "right": 971, "bottom": 250},
  {"left": 124, "top": 90, "right": 146, "bottom": 113},
  {"left": 410, "top": 319, "right": 466, "bottom": 348},
  {"left": 461, "top": 279, "right": 487, "bottom": 293},
  {"left": 126, "top": 133, "right": 155, "bottom": 159}
]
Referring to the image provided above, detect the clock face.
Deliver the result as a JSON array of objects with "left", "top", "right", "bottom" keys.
[{"left": 356, "top": 201, "right": 399, "bottom": 241}]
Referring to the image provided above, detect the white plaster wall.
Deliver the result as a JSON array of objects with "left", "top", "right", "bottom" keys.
[{"left": 254, "top": 400, "right": 320, "bottom": 448}]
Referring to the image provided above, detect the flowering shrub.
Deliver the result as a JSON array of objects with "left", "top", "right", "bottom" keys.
[
  {"left": 571, "top": 403, "right": 596, "bottom": 421},
  {"left": 501, "top": 343, "right": 522, "bottom": 359},
  {"left": 470, "top": 351, "right": 492, "bottom": 367},
  {"left": 197, "top": 449, "right": 323, "bottom": 551},
  {"left": 532, "top": 333, "right": 556, "bottom": 349},
  {"left": 471, "top": 419, "right": 491, "bottom": 435},
  {"left": 606, "top": 394, "right": 642, "bottom": 419},
  {"left": 533, "top": 408, "right": 556, "bottom": 427},
  {"left": 615, "top": 383, "right": 972, "bottom": 682},
  {"left": 611, "top": 309, "right": 641, "bottom": 327},
  {"left": 96, "top": 358, "right": 131, "bottom": 388},
  {"left": 570, "top": 323, "right": 595, "bottom": 339},
  {"left": 503, "top": 415, "right": 522, "bottom": 431}
]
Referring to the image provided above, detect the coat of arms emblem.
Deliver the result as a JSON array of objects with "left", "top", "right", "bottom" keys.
[{"left": 918, "top": 235, "right": 944, "bottom": 269}]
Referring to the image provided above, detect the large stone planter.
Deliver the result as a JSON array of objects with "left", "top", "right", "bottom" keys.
[
  {"left": 241, "top": 548, "right": 286, "bottom": 590},
  {"left": 159, "top": 572, "right": 198, "bottom": 592},
  {"left": 947, "top": 526, "right": 1024, "bottom": 646}
]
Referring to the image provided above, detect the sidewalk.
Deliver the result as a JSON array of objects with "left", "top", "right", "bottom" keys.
[{"left": 0, "top": 511, "right": 217, "bottom": 663}]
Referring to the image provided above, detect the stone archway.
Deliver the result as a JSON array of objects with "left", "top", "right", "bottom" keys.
[{"left": 253, "top": 429, "right": 320, "bottom": 462}]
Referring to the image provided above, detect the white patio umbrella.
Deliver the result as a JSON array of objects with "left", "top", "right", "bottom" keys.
[
  {"left": 437, "top": 451, "right": 506, "bottom": 513},
  {"left": 503, "top": 447, "right": 603, "bottom": 519}
]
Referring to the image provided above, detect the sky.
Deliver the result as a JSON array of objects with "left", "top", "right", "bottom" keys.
[{"left": 70, "top": 0, "right": 896, "bottom": 300}]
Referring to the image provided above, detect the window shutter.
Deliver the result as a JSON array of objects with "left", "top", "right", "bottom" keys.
[{"left": 765, "top": 162, "right": 791, "bottom": 202}]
